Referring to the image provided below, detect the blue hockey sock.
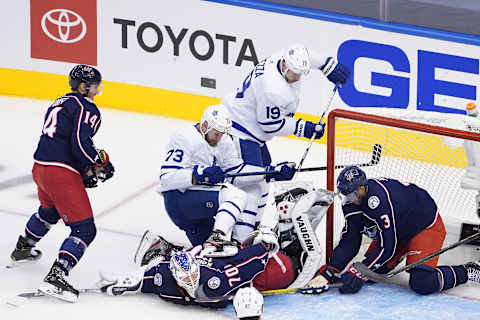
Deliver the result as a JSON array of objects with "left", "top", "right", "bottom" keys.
[
  {"left": 436, "top": 265, "right": 468, "bottom": 291},
  {"left": 56, "top": 219, "right": 96, "bottom": 274},
  {"left": 24, "top": 207, "right": 60, "bottom": 244}
]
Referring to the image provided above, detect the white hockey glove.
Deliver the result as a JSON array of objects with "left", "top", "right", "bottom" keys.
[
  {"left": 97, "top": 269, "right": 144, "bottom": 296},
  {"left": 243, "top": 226, "right": 279, "bottom": 258}
]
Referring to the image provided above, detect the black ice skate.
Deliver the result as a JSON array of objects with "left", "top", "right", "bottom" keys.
[
  {"left": 38, "top": 263, "right": 79, "bottom": 303},
  {"left": 8, "top": 235, "right": 42, "bottom": 268},
  {"left": 203, "top": 229, "right": 239, "bottom": 257},
  {"left": 465, "top": 260, "right": 480, "bottom": 284}
]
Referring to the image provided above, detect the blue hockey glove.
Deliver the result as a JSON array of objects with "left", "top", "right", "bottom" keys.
[
  {"left": 193, "top": 165, "right": 225, "bottom": 184},
  {"left": 295, "top": 120, "right": 325, "bottom": 140},
  {"left": 320, "top": 57, "right": 350, "bottom": 86},
  {"left": 339, "top": 264, "right": 368, "bottom": 294},
  {"left": 266, "top": 162, "right": 296, "bottom": 183}
]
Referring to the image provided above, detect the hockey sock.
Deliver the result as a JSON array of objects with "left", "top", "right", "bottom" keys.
[
  {"left": 57, "top": 220, "right": 96, "bottom": 274},
  {"left": 24, "top": 207, "right": 60, "bottom": 245},
  {"left": 214, "top": 201, "right": 242, "bottom": 234},
  {"left": 436, "top": 265, "right": 468, "bottom": 291}
]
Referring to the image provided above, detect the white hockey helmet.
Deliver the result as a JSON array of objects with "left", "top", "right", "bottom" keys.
[
  {"left": 282, "top": 44, "right": 310, "bottom": 77},
  {"left": 200, "top": 104, "right": 232, "bottom": 135},
  {"left": 169, "top": 251, "right": 200, "bottom": 298},
  {"left": 233, "top": 287, "right": 264, "bottom": 319}
]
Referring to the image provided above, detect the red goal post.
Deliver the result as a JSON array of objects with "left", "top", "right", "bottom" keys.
[{"left": 325, "top": 108, "right": 480, "bottom": 262}]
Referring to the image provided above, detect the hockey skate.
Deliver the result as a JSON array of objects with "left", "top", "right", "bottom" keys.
[
  {"left": 134, "top": 230, "right": 181, "bottom": 266},
  {"left": 38, "top": 263, "right": 79, "bottom": 303},
  {"left": 465, "top": 260, "right": 480, "bottom": 284},
  {"left": 8, "top": 235, "right": 42, "bottom": 268},
  {"left": 203, "top": 229, "right": 239, "bottom": 257}
]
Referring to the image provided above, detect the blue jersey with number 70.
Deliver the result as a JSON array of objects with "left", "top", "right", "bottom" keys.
[{"left": 33, "top": 92, "right": 102, "bottom": 175}]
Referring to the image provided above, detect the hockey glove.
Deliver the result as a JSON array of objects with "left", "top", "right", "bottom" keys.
[
  {"left": 82, "top": 167, "right": 98, "bottom": 188},
  {"left": 320, "top": 57, "right": 350, "bottom": 86},
  {"left": 295, "top": 120, "right": 325, "bottom": 140},
  {"left": 339, "top": 263, "right": 368, "bottom": 294},
  {"left": 265, "top": 162, "right": 296, "bottom": 183},
  {"left": 303, "top": 265, "right": 341, "bottom": 294},
  {"left": 95, "top": 149, "right": 115, "bottom": 182},
  {"left": 193, "top": 165, "right": 225, "bottom": 184}
]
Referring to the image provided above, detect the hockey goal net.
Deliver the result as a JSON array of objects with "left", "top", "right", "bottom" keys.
[{"left": 325, "top": 108, "right": 480, "bottom": 262}]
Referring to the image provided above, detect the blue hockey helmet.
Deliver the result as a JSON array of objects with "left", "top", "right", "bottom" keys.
[
  {"left": 337, "top": 166, "right": 367, "bottom": 195},
  {"left": 69, "top": 65, "right": 102, "bottom": 92}
]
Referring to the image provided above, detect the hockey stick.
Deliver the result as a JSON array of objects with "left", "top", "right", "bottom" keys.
[
  {"left": 294, "top": 84, "right": 339, "bottom": 180},
  {"left": 225, "top": 143, "right": 383, "bottom": 178},
  {"left": 6, "top": 287, "right": 100, "bottom": 307},
  {"left": 261, "top": 283, "right": 343, "bottom": 296},
  {"left": 353, "top": 232, "right": 480, "bottom": 283}
]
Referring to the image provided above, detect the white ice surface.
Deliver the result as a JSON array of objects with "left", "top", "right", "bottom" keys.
[{"left": 0, "top": 96, "right": 479, "bottom": 320}]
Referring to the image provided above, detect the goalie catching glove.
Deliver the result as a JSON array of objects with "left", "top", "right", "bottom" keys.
[{"left": 83, "top": 149, "right": 115, "bottom": 188}]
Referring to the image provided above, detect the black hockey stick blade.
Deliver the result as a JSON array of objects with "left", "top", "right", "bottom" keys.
[{"left": 354, "top": 232, "right": 480, "bottom": 283}]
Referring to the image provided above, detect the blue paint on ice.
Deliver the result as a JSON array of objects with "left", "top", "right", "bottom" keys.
[{"left": 221, "top": 283, "right": 480, "bottom": 320}]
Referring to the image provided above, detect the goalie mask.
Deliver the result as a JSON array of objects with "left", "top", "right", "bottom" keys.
[
  {"left": 200, "top": 104, "right": 232, "bottom": 135},
  {"left": 169, "top": 251, "right": 200, "bottom": 298}
]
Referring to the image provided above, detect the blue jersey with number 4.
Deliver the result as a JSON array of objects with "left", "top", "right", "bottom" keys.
[
  {"left": 33, "top": 92, "right": 102, "bottom": 175},
  {"left": 329, "top": 178, "right": 438, "bottom": 271}
]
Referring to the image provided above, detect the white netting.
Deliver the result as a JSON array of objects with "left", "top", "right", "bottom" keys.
[{"left": 328, "top": 109, "right": 480, "bottom": 251}]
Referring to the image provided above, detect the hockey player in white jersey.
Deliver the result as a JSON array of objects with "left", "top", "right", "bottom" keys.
[
  {"left": 158, "top": 105, "right": 296, "bottom": 256},
  {"left": 222, "top": 44, "right": 350, "bottom": 233}
]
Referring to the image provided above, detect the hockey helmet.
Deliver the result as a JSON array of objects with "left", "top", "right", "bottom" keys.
[
  {"left": 233, "top": 286, "right": 264, "bottom": 319},
  {"left": 200, "top": 104, "right": 232, "bottom": 135},
  {"left": 282, "top": 44, "right": 310, "bottom": 77},
  {"left": 169, "top": 251, "right": 200, "bottom": 298},
  {"left": 69, "top": 65, "right": 102, "bottom": 93},
  {"left": 337, "top": 166, "right": 368, "bottom": 200}
]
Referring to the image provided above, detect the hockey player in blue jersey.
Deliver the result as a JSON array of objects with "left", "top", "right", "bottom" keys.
[
  {"left": 9, "top": 65, "right": 115, "bottom": 302},
  {"left": 97, "top": 227, "right": 279, "bottom": 307},
  {"left": 305, "top": 166, "right": 480, "bottom": 295}
]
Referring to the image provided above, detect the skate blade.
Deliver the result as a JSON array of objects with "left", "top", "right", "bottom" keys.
[
  {"left": 133, "top": 230, "right": 156, "bottom": 266},
  {"left": 6, "top": 257, "right": 39, "bottom": 269},
  {"left": 38, "top": 283, "right": 78, "bottom": 303},
  {"left": 203, "top": 246, "right": 238, "bottom": 258}
]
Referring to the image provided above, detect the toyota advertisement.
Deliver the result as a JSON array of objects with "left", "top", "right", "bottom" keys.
[{"left": 0, "top": 0, "right": 479, "bottom": 117}]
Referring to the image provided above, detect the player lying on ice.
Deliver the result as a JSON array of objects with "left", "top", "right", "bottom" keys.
[
  {"left": 158, "top": 104, "right": 297, "bottom": 257},
  {"left": 304, "top": 166, "right": 480, "bottom": 295},
  {"left": 96, "top": 186, "right": 335, "bottom": 306}
]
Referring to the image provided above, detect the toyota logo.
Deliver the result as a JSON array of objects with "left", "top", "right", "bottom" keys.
[{"left": 41, "top": 9, "right": 87, "bottom": 43}]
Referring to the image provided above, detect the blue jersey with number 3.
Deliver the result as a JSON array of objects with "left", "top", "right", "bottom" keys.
[
  {"left": 329, "top": 178, "right": 438, "bottom": 271},
  {"left": 33, "top": 92, "right": 102, "bottom": 174}
]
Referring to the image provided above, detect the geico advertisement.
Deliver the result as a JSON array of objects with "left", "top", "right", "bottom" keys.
[{"left": 1, "top": 0, "right": 479, "bottom": 115}]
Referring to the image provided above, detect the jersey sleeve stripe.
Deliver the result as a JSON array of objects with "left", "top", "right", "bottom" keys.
[
  {"left": 224, "top": 200, "right": 241, "bottom": 213},
  {"left": 261, "top": 119, "right": 285, "bottom": 134},
  {"left": 161, "top": 165, "right": 184, "bottom": 170},
  {"left": 71, "top": 96, "right": 96, "bottom": 164},
  {"left": 243, "top": 210, "right": 257, "bottom": 216},
  {"left": 344, "top": 211, "right": 362, "bottom": 219},
  {"left": 257, "top": 119, "right": 284, "bottom": 125},
  {"left": 224, "top": 163, "right": 243, "bottom": 173}
]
